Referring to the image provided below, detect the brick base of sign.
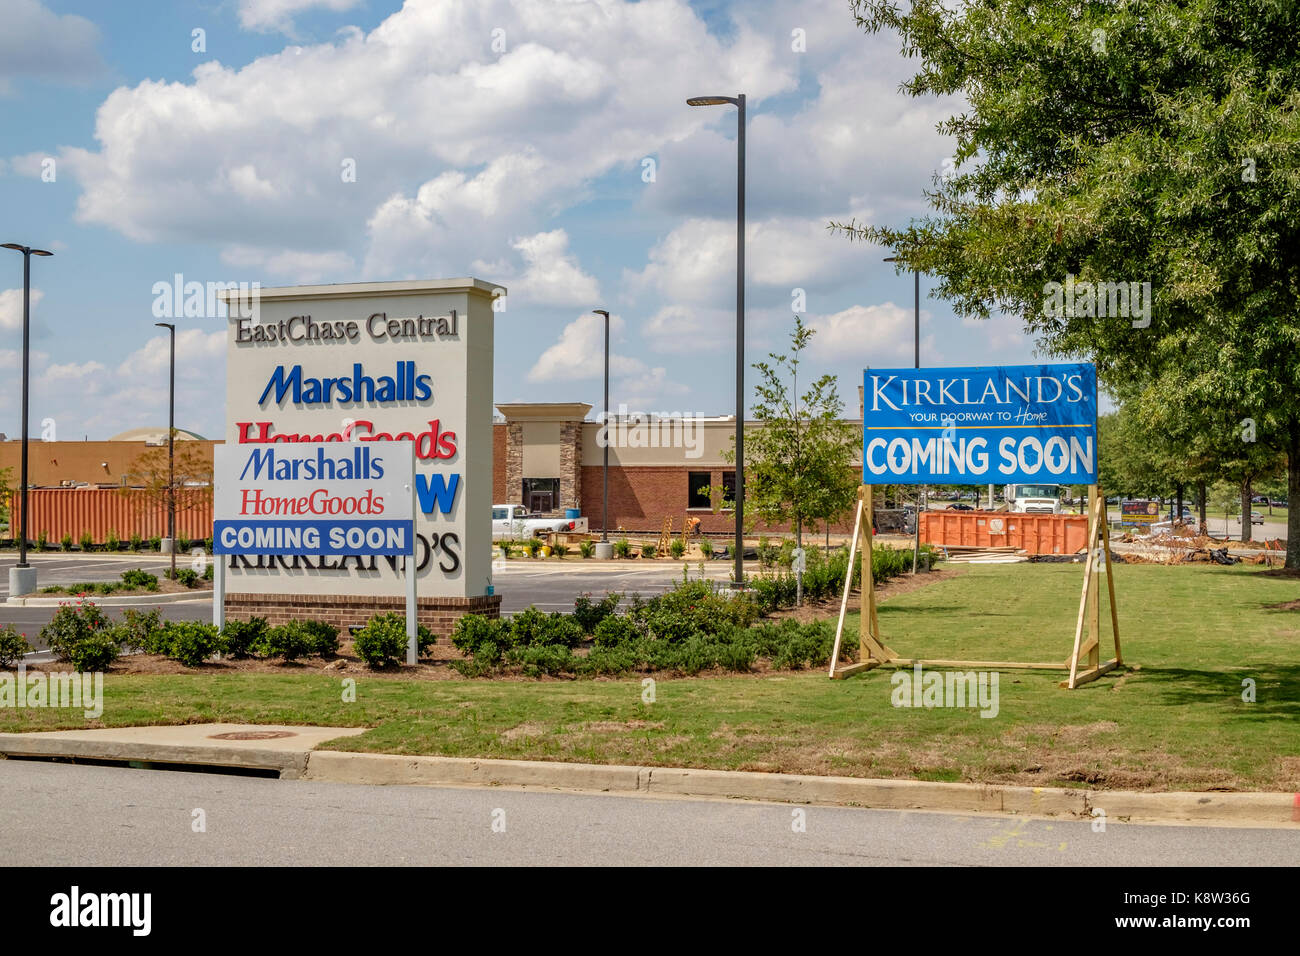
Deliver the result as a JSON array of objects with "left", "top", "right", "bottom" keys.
[{"left": 223, "top": 592, "right": 502, "bottom": 639}]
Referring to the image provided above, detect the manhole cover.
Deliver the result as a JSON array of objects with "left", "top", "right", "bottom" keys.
[{"left": 208, "top": 731, "right": 297, "bottom": 741}]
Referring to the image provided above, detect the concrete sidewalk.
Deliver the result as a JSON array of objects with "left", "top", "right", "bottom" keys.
[
  {"left": 0, "top": 723, "right": 363, "bottom": 778},
  {"left": 1, "top": 723, "right": 1296, "bottom": 828}
]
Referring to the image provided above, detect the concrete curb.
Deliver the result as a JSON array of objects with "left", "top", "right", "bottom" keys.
[
  {"left": 0, "top": 734, "right": 307, "bottom": 778},
  {"left": 6, "top": 591, "right": 212, "bottom": 607},
  {"left": 303, "top": 751, "right": 1300, "bottom": 828}
]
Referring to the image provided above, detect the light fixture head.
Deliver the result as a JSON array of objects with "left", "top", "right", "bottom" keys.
[
  {"left": 592, "top": 309, "right": 610, "bottom": 319},
  {"left": 155, "top": 322, "right": 175, "bottom": 330},
  {"left": 0, "top": 243, "right": 24, "bottom": 252},
  {"left": 31, "top": 249, "right": 53, "bottom": 257},
  {"left": 686, "top": 95, "right": 736, "bottom": 107}
]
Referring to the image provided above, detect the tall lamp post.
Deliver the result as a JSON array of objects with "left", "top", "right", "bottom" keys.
[
  {"left": 592, "top": 309, "right": 613, "bottom": 560},
  {"left": 687, "top": 92, "right": 746, "bottom": 589},
  {"left": 2, "top": 243, "right": 52, "bottom": 598},
  {"left": 155, "top": 322, "right": 177, "bottom": 578},
  {"left": 884, "top": 255, "right": 922, "bottom": 572}
]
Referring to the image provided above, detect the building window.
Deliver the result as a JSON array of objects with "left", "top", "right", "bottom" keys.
[
  {"left": 522, "top": 477, "right": 560, "bottom": 514},
  {"left": 687, "top": 471, "right": 712, "bottom": 509},
  {"left": 720, "top": 471, "right": 736, "bottom": 510}
]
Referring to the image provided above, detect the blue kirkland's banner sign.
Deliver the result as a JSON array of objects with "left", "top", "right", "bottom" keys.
[
  {"left": 863, "top": 363, "right": 1098, "bottom": 485},
  {"left": 213, "top": 442, "right": 415, "bottom": 556}
]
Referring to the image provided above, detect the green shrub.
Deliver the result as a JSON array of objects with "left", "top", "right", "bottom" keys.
[
  {"left": 552, "top": 542, "right": 568, "bottom": 558},
  {"left": 36, "top": 531, "right": 47, "bottom": 551},
  {"left": 522, "top": 537, "right": 542, "bottom": 557},
  {"left": 79, "top": 531, "right": 94, "bottom": 552},
  {"left": 203, "top": 537, "right": 214, "bottom": 553},
  {"left": 450, "top": 613, "right": 510, "bottom": 662},
  {"left": 67, "top": 632, "right": 120, "bottom": 672},
  {"left": 129, "top": 532, "right": 143, "bottom": 552},
  {"left": 120, "top": 569, "right": 158, "bottom": 591},
  {"left": 116, "top": 608, "right": 163, "bottom": 653},
  {"left": 106, "top": 529, "right": 120, "bottom": 552},
  {"left": 148, "top": 536, "right": 162, "bottom": 552},
  {"left": 573, "top": 591, "right": 621, "bottom": 632},
  {"left": 61, "top": 533, "right": 74, "bottom": 552},
  {"left": 169, "top": 568, "right": 200, "bottom": 588},
  {"left": 669, "top": 538, "right": 686, "bottom": 558},
  {"left": 0, "top": 625, "right": 32, "bottom": 668},
  {"left": 352, "top": 613, "right": 407, "bottom": 668},
  {"left": 498, "top": 541, "right": 513, "bottom": 559},
  {"left": 778, "top": 539, "right": 796, "bottom": 568},
  {"left": 592, "top": 613, "right": 639, "bottom": 649},
  {"left": 579, "top": 540, "right": 595, "bottom": 558},
  {"left": 757, "top": 536, "right": 778, "bottom": 568},
  {"left": 176, "top": 536, "right": 189, "bottom": 552},
  {"left": 641, "top": 542, "right": 656, "bottom": 559},
  {"left": 699, "top": 538, "right": 714, "bottom": 558},
  {"left": 203, "top": 562, "right": 214, "bottom": 581},
  {"left": 41, "top": 601, "right": 116, "bottom": 662},
  {"left": 298, "top": 619, "right": 341, "bottom": 656},
  {"left": 509, "top": 606, "right": 584, "bottom": 648},
  {"left": 613, "top": 537, "right": 632, "bottom": 558},
  {"left": 221, "top": 617, "right": 267, "bottom": 658},
  {"left": 504, "top": 643, "right": 573, "bottom": 677},
  {"left": 156, "top": 621, "right": 224, "bottom": 667},
  {"left": 257, "top": 621, "right": 315, "bottom": 662}
]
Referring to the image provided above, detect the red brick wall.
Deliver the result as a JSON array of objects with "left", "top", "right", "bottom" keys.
[
  {"left": 578, "top": 465, "right": 859, "bottom": 536},
  {"left": 492, "top": 422, "right": 507, "bottom": 504},
  {"left": 224, "top": 592, "right": 501, "bottom": 639}
]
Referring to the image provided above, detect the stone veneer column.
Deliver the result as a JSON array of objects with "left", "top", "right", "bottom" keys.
[
  {"left": 559, "top": 421, "right": 582, "bottom": 512},
  {"left": 506, "top": 423, "right": 524, "bottom": 504}
]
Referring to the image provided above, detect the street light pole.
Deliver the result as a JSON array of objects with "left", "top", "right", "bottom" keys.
[
  {"left": 2, "top": 243, "right": 52, "bottom": 598},
  {"left": 592, "top": 310, "right": 612, "bottom": 559},
  {"left": 687, "top": 92, "right": 746, "bottom": 590},
  {"left": 155, "top": 322, "right": 176, "bottom": 578}
]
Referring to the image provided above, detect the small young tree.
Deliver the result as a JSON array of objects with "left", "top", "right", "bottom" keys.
[
  {"left": 703, "top": 316, "right": 860, "bottom": 554},
  {"left": 121, "top": 436, "right": 213, "bottom": 570},
  {"left": 0, "top": 466, "right": 11, "bottom": 535}
]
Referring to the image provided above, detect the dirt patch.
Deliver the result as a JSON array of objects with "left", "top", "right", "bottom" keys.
[
  {"left": 1265, "top": 598, "right": 1300, "bottom": 611},
  {"left": 582, "top": 719, "right": 665, "bottom": 732},
  {"left": 501, "top": 721, "right": 549, "bottom": 741}
]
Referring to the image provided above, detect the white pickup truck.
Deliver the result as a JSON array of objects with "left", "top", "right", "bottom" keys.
[{"left": 491, "top": 504, "right": 588, "bottom": 540}]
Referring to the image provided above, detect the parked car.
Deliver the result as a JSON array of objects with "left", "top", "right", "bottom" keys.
[
  {"left": 1237, "top": 511, "right": 1265, "bottom": 525},
  {"left": 950, "top": 503, "right": 973, "bottom": 511}
]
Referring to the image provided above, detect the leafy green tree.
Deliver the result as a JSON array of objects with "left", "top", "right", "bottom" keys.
[
  {"left": 833, "top": 0, "right": 1300, "bottom": 566},
  {"left": 703, "top": 316, "right": 860, "bottom": 550}
]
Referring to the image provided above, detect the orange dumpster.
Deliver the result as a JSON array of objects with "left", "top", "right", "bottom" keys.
[{"left": 919, "top": 510, "right": 1088, "bottom": 556}]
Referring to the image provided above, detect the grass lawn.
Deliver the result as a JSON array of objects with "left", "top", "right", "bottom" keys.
[{"left": 3, "top": 563, "right": 1297, "bottom": 791}]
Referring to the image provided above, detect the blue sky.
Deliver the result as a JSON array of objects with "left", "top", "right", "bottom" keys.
[{"left": 0, "top": 0, "right": 1038, "bottom": 441}]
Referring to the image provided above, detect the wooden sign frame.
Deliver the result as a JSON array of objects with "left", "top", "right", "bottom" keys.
[{"left": 829, "top": 484, "right": 1123, "bottom": 689}]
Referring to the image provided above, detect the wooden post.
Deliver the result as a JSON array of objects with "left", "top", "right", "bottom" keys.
[
  {"left": 1087, "top": 485, "right": 1100, "bottom": 669},
  {"left": 1101, "top": 497, "right": 1122, "bottom": 664},
  {"left": 828, "top": 495, "right": 864, "bottom": 678},
  {"left": 860, "top": 485, "right": 877, "bottom": 659}
]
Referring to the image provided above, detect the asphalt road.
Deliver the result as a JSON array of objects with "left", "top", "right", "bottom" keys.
[
  {"left": 0, "top": 553, "right": 739, "bottom": 649},
  {"left": 2, "top": 760, "right": 1296, "bottom": 866}
]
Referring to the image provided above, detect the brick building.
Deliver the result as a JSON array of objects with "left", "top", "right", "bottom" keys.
[{"left": 491, "top": 402, "right": 865, "bottom": 536}]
